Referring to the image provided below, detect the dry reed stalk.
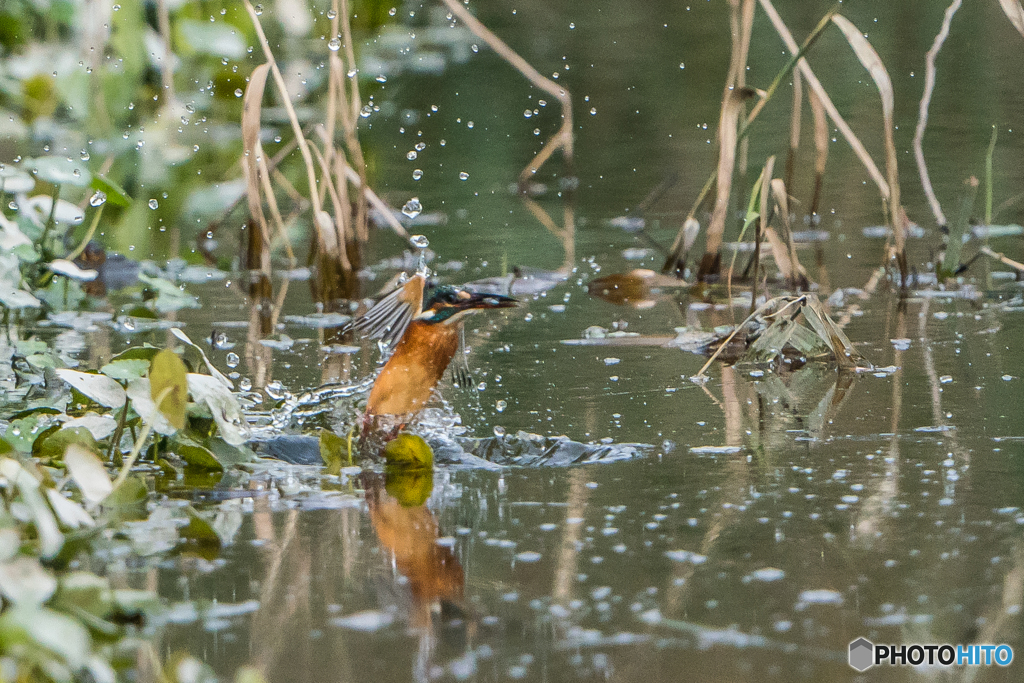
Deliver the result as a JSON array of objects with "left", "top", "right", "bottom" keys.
[
  {"left": 758, "top": 0, "right": 889, "bottom": 200},
  {"left": 832, "top": 14, "right": 907, "bottom": 285},
  {"left": 699, "top": 0, "right": 756, "bottom": 280},
  {"left": 914, "top": 0, "right": 961, "bottom": 228},
  {"left": 663, "top": 3, "right": 837, "bottom": 278},
  {"left": 440, "top": 0, "right": 574, "bottom": 189},
  {"left": 784, "top": 70, "right": 801, "bottom": 192},
  {"left": 980, "top": 245, "right": 1024, "bottom": 273},
  {"left": 257, "top": 152, "right": 297, "bottom": 266},
  {"left": 768, "top": 178, "right": 808, "bottom": 288},
  {"left": 808, "top": 88, "right": 828, "bottom": 217},
  {"left": 998, "top": 0, "right": 1024, "bottom": 37},
  {"left": 243, "top": 0, "right": 333, "bottom": 256},
  {"left": 242, "top": 63, "right": 272, "bottom": 276},
  {"left": 310, "top": 144, "right": 353, "bottom": 271},
  {"left": 752, "top": 156, "right": 775, "bottom": 312}
]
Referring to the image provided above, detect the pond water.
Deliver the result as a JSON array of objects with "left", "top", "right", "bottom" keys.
[{"left": 6, "top": 0, "right": 1024, "bottom": 681}]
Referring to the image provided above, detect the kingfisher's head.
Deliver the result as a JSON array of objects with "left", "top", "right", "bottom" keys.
[{"left": 416, "top": 285, "right": 518, "bottom": 324}]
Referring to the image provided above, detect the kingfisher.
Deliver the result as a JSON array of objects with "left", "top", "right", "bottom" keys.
[{"left": 349, "top": 272, "right": 517, "bottom": 425}]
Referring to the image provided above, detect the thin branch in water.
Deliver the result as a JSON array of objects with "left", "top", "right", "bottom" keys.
[
  {"left": 784, "top": 70, "right": 801, "bottom": 192},
  {"left": 808, "top": 88, "right": 828, "bottom": 218},
  {"left": 913, "top": 0, "right": 961, "bottom": 228},
  {"left": 440, "top": 0, "right": 573, "bottom": 189}
]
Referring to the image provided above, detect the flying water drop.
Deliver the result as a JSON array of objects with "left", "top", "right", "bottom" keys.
[{"left": 402, "top": 198, "right": 423, "bottom": 219}]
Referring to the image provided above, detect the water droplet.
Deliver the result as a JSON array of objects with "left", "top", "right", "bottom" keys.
[
  {"left": 254, "top": 4, "right": 263, "bottom": 14},
  {"left": 477, "top": 381, "right": 487, "bottom": 391},
  {"left": 360, "top": 105, "right": 372, "bottom": 118},
  {"left": 328, "top": 37, "right": 341, "bottom": 51},
  {"left": 226, "top": 352, "right": 240, "bottom": 368},
  {"left": 376, "top": 75, "right": 387, "bottom": 83},
  {"left": 406, "top": 150, "right": 418, "bottom": 160},
  {"left": 493, "top": 425, "right": 506, "bottom": 437},
  {"left": 8, "top": 202, "right": 17, "bottom": 210},
  {"left": 471, "top": 44, "right": 479, "bottom": 53},
  {"left": 113, "top": 3, "right": 121, "bottom": 10},
  {"left": 185, "top": 102, "right": 195, "bottom": 113},
  {"left": 569, "top": 22, "right": 576, "bottom": 29},
  {"left": 412, "top": 169, "right": 423, "bottom": 181},
  {"left": 388, "top": 7, "right": 397, "bottom": 16},
  {"left": 430, "top": 104, "right": 438, "bottom": 112},
  {"left": 524, "top": 109, "right": 533, "bottom": 118},
  {"left": 590, "top": 107, "right": 597, "bottom": 115},
  {"left": 123, "top": 318, "right": 136, "bottom": 331},
  {"left": 327, "top": 9, "right": 337, "bottom": 19},
  {"left": 466, "top": 121, "right": 474, "bottom": 129},
  {"left": 402, "top": 198, "right": 423, "bottom": 219},
  {"left": 409, "top": 234, "right": 429, "bottom": 249},
  {"left": 415, "top": 142, "right": 426, "bottom": 151},
  {"left": 459, "top": 171, "right": 469, "bottom": 180},
  {"left": 148, "top": 199, "right": 159, "bottom": 209},
  {"left": 347, "top": 68, "right": 358, "bottom": 78},
  {"left": 80, "top": 150, "right": 90, "bottom": 161},
  {"left": 239, "top": 377, "right": 253, "bottom": 391},
  {"left": 495, "top": 400, "right": 507, "bottom": 413},
  {"left": 234, "top": 88, "right": 244, "bottom": 97},
  {"left": 89, "top": 191, "right": 107, "bottom": 207}
]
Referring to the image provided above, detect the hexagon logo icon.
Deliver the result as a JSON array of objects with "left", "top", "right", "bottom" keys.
[{"left": 849, "top": 638, "right": 874, "bottom": 671}]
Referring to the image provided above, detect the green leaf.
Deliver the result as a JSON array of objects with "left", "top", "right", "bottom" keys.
[
  {"left": 25, "top": 156, "right": 92, "bottom": 187},
  {"left": 173, "top": 443, "right": 224, "bottom": 472},
  {"left": 186, "top": 374, "right": 249, "bottom": 446},
  {"left": 0, "top": 557, "right": 58, "bottom": 606},
  {"left": 64, "top": 444, "right": 113, "bottom": 504},
  {"left": 108, "top": 345, "right": 160, "bottom": 364},
  {"left": 384, "top": 468, "right": 434, "bottom": 508},
  {"left": 320, "top": 429, "right": 348, "bottom": 476},
  {"left": 383, "top": 433, "right": 434, "bottom": 470},
  {"left": 55, "top": 369, "right": 126, "bottom": 409},
  {"left": 89, "top": 173, "right": 131, "bottom": 207},
  {"left": 52, "top": 572, "right": 114, "bottom": 619},
  {"left": 125, "top": 379, "right": 176, "bottom": 435},
  {"left": 150, "top": 349, "right": 188, "bottom": 431},
  {"left": 0, "top": 437, "right": 12, "bottom": 455},
  {"left": 0, "top": 605, "right": 91, "bottom": 669},
  {"left": 102, "top": 476, "right": 148, "bottom": 522},
  {"left": 100, "top": 358, "right": 151, "bottom": 382},
  {"left": 33, "top": 426, "right": 99, "bottom": 461},
  {"left": 179, "top": 506, "right": 221, "bottom": 561}
]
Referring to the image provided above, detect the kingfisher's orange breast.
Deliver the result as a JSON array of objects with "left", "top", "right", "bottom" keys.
[{"left": 365, "top": 321, "right": 460, "bottom": 417}]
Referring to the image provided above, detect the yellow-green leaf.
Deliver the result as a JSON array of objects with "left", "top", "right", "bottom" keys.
[
  {"left": 149, "top": 349, "right": 188, "bottom": 430},
  {"left": 383, "top": 433, "right": 434, "bottom": 470},
  {"left": 319, "top": 429, "right": 347, "bottom": 476}
]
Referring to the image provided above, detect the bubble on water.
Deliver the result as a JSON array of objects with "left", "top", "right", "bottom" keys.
[
  {"left": 148, "top": 199, "right": 159, "bottom": 209},
  {"left": 89, "top": 191, "right": 106, "bottom": 207},
  {"left": 412, "top": 169, "right": 423, "bottom": 180},
  {"left": 494, "top": 425, "right": 506, "bottom": 437},
  {"left": 495, "top": 399, "right": 507, "bottom": 412},
  {"left": 459, "top": 171, "right": 469, "bottom": 180},
  {"left": 409, "top": 234, "right": 429, "bottom": 249},
  {"left": 406, "top": 150, "right": 417, "bottom": 160},
  {"left": 328, "top": 37, "right": 341, "bottom": 51},
  {"left": 226, "top": 352, "right": 240, "bottom": 368},
  {"left": 402, "top": 198, "right": 422, "bottom": 219},
  {"left": 234, "top": 88, "right": 244, "bottom": 97}
]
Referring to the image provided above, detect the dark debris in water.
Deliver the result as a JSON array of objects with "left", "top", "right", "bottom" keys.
[{"left": 250, "top": 431, "right": 650, "bottom": 468}]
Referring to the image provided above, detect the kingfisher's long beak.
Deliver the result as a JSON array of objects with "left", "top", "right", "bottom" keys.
[{"left": 456, "top": 291, "right": 518, "bottom": 311}]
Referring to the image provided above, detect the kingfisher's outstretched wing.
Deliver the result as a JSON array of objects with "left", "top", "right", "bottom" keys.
[{"left": 346, "top": 273, "right": 425, "bottom": 348}]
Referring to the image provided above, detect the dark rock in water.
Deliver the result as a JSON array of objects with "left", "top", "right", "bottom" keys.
[
  {"left": 432, "top": 431, "right": 650, "bottom": 467},
  {"left": 253, "top": 431, "right": 649, "bottom": 469},
  {"left": 251, "top": 435, "right": 321, "bottom": 465}
]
